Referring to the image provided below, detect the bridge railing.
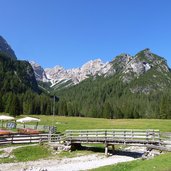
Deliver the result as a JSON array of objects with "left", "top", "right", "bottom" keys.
[{"left": 65, "top": 129, "right": 161, "bottom": 145}]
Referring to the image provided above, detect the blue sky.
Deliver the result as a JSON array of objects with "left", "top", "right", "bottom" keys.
[{"left": 1, "top": 0, "right": 171, "bottom": 68}]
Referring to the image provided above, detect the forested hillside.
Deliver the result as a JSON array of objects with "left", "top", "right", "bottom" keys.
[
  {"left": 0, "top": 53, "right": 54, "bottom": 116},
  {"left": 54, "top": 49, "right": 171, "bottom": 119}
]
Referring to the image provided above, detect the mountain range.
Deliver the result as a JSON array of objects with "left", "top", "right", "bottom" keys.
[
  {"left": 30, "top": 59, "right": 112, "bottom": 89},
  {"left": 1, "top": 35, "right": 171, "bottom": 119},
  {"left": 30, "top": 48, "right": 171, "bottom": 94}
]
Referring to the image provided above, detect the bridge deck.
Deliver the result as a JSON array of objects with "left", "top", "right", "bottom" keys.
[{"left": 64, "top": 129, "right": 164, "bottom": 156}]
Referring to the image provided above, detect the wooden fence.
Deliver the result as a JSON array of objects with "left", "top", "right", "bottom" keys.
[{"left": 0, "top": 133, "right": 62, "bottom": 145}]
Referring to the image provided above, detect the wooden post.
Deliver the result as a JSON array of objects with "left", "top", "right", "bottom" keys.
[
  {"left": 11, "top": 134, "right": 13, "bottom": 144},
  {"left": 158, "top": 131, "right": 161, "bottom": 145},
  {"left": 105, "top": 130, "right": 107, "bottom": 143},
  {"left": 153, "top": 129, "right": 155, "bottom": 141},
  {"left": 39, "top": 136, "right": 43, "bottom": 145},
  {"left": 112, "top": 145, "right": 115, "bottom": 154},
  {"left": 113, "top": 131, "right": 115, "bottom": 140},
  {"left": 105, "top": 144, "right": 108, "bottom": 157},
  {"left": 124, "top": 131, "right": 126, "bottom": 144},
  {"left": 131, "top": 130, "right": 134, "bottom": 140},
  {"left": 48, "top": 132, "right": 52, "bottom": 142},
  {"left": 146, "top": 130, "right": 149, "bottom": 142}
]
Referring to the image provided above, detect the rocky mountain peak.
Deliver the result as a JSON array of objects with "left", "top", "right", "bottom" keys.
[
  {"left": 30, "top": 61, "right": 49, "bottom": 82},
  {"left": 31, "top": 59, "right": 113, "bottom": 89},
  {"left": 30, "top": 49, "right": 170, "bottom": 91},
  {"left": 0, "top": 36, "right": 17, "bottom": 60},
  {"left": 110, "top": 53, "right": 132, "bottom": 73},
  {"left": 81, "top": 58, "right": 110, "bottom": 75},
  {"left": 122, "top": 49, "right": 170, "bottom": 83}
]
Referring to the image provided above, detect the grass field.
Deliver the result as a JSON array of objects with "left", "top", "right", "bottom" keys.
[
  {"left": 91, "top": 153, "right": 171, "bottom": 171},
  {"left": 0, "top": 145, "right": 51, "bottom": 163},
  {"left": 27, "top": 115, "right": 171, "bottom": 133},
  {"left": 0, "top": 115, "right": 171, "bottom": 170}
]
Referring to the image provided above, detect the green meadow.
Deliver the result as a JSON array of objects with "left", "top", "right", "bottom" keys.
[{"left": 30, "top": 115, "right": 171, "bottom": 133}]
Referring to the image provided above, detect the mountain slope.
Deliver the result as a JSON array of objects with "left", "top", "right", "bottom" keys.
[
  {"left": 53, "top": 49, "right": 171, "bottom": 119},
  {"left": 0, "top": 36, "right": 39, "bottom": 93},
  {"left": 0, "top": 52, "right": 39, "bottom": 94},
  {"left": 30, "top": 61, "right": 49, "bottom": 82},
  {"left": 0, "top": 36, "right": 54, "bottom": 117},
  {"left": 31, "top": 48, "right": 171, "bottom": 93},
  {"left": 0, "top": 36, "right": 17, "bottom": 60}
]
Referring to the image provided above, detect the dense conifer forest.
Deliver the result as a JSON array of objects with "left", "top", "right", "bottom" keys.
[
  {"left": 0, "top": 53, "right": 54, "bottom": 116},
  {"left": 1, "top": 50, "right": 171, "bottom": 119},
  {"left": 55, "top": 75, "right": 171, "bottom": 119}
]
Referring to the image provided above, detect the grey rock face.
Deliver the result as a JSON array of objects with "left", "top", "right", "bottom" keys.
[
  {"left": 122, "top": 59, "right": 151, "bottom": 83},
  {"left": 30, "top": 61, "right": 49, "bottom": 82},
  {"left": 0, "top": 36, "right": 17, "bottom": 60},
  {"left": 31, "top": 49, "right": 170, "bottom": 91},
  {"left": 111, "top": 54, "right": 132, "bottom": 72},
  {"left": 121, "top": 49, "right": 170, "bottom": 83},
  {"left": 44, "top": 59, "right": 113, "bottom": 88},
  {"left": 30, "top": 59, "right": 113, "bottom": 88}
]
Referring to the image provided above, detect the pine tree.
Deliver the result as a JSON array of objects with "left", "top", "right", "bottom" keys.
[
  {"left": 9, "top": 95, "right": 20, "bottom": 117},
  {"left": 103, "top": 102, "right": 113, "bottom": 119},
  {"left": 0, "top": 93, "right": 4, "bottom": 112}
]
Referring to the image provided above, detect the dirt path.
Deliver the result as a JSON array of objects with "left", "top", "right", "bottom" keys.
[
  {"left": 0, "top": 146, "right": 146, "bottom": 171},
  {"left": 0, "top": 151, "right": 143, "bottom": 171}
]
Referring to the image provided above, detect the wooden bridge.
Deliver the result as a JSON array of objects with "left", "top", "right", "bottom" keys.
[
  {"left": 0, "top": 129, "right": 171, "bottom": 156},
  {"left": 64, "top": 129, "right": 171, "bottom": 156}
]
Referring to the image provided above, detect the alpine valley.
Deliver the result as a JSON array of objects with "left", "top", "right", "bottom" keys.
[{"left": 0, "top": 35, "right": 171, "bottom": 119}]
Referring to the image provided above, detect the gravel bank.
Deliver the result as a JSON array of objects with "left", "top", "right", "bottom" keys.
[{"left": 0, "top": 152, "right": 142, "bottom": 171}]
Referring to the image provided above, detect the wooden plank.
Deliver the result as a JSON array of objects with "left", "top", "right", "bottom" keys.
[{"left": 0, "top": 133, "right": 61, "bottom": 144}]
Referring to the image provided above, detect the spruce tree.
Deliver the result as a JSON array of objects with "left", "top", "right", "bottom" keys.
[{"left": 9, "top": 95, "right": 20, "bottom": 117}]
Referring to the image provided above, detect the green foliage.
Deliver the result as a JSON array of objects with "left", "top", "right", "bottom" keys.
[
  {"left": 0, "top": 54, "right": 57, "bottom": 116},
  {"left": 9, "top": 94, "right": 20, "bottom": 117},
  {"left": 38, "top": 81, "right": 52, "bottom": 92},
  {"left": 0, "top": 53, "right": 39, "bottom": 93},
  {"left": 54, "top": 72, "right": 171, "bottom": 119},
  {"left": 0, "top": 150, "right": 4, "bottom": 155},
  {"left": 53, "top": 50, "right": 171, "bottom": 119}
]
